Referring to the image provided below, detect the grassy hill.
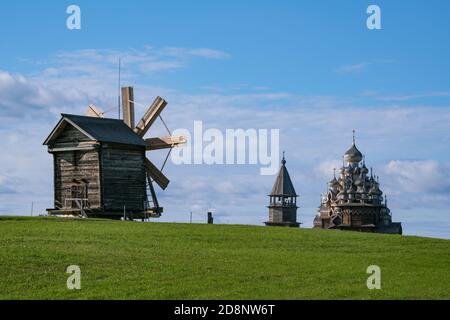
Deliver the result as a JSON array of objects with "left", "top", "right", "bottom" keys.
[{"left": 0, "top": 216, "right": 449, "bottom": 300}]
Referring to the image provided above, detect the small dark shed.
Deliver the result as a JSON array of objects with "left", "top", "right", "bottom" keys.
[{"left": 43, "top": 114, "right": 148, "bottom": 219}]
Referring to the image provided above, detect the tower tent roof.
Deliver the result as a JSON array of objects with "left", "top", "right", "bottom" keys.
[{"left": 270, "top": 156, "right": 298, "bottom": 196}]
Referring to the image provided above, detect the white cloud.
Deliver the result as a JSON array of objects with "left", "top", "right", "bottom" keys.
[
  {"left": 16, "top": 45, "right": 230, "bottom": 116},
  {"left": 335, "top": 62, "right": 370, "bottom": 74},
  {"left": 41, "top": 46, "right": 229, "bottom": 79},
  {"left": 384, "top": 160, "right": 450, "bottom": 194},
  {"left": 314, "top": 160, "right": 342, "bottom": 179},
  {"left": 335, "top": 59, "right": 395, "bottom": 75},
  {"left": 1, "top": 47, "right": 450, "bottom": 238},
  {"left": 0, "top": 70, "right": 83, "bottom": 118},
  {"left": 0, "top": 175, "right": 16, "bottom": 194},
  {"left": 377, "top": 92, "right": 450, "bottom": 102},
  {"left": 161, "top": 47, "right": 230, "bottom": 60}
]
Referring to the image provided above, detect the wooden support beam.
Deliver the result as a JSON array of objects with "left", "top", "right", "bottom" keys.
[
  {"left": 146, "top": 173, "right": 162, "bottom": 216},
  {"left": 48, "top": 147, "right": 97, "bottom": 153},
  {"left": 134, "top": 96, "right": 167, "bottom": 137},
  {"left": 144, "top": 158, "right": 169, "bottom": 190},
  {"left": 145, "top": 135, "right": 187, "bottom": 151},
  {"left": 121, "top": 87, "right": 135, "bottom": 128},
  {"left": 85, "top": 105, "right": 104, "bottom": 118}
]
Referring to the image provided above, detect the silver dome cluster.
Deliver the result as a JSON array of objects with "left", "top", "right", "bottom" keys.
[
  {"left": 326, "top": 155, "right": 385, "bottom": 207},
  {"left": 313, "top": 132, "right": 401, "bottom": 234}
]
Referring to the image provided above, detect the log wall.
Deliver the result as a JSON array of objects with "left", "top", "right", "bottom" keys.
[
  {"left": 52, "top": 124, "right": 101, "bottom": 209},
  {"left": 54, "top": 150, "right": 101, "bottom": 208},
  {"left": 50, "top": 124, "right": 147, "bottom": 214},
  {"left": 101, "top": 143, "right": 147, "bottom": 212},
  {"left": 51, "top": 124, "right": 97, "bottom": 149}
]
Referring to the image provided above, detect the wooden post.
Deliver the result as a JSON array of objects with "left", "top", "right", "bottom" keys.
[
  {"left": 121, "top": 87, "right": 135, "bottom": 128},
  {"left": 80, "top": 200, "right": 85, "bottom": 218},
  {"left": 207, "top": 212, "right": 214, "bottom": 224}
]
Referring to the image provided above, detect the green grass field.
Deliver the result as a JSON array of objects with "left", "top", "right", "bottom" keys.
[{"left": 0, "top": 216, "right": 449, "bottom": 299}]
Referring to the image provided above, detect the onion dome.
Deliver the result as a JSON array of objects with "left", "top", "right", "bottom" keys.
[
  {"left": 348, "top": 187, "right": 356, "bottom": 200},
  {"left": 356, "top": 184, "right": 366, "bottom": 193},
  {"left": 361, "top": 163, "right": 369, "bottom": 175},
  {"left": 337, "top": 188, "right": 348, "bottom": 201},
  {"left": 344, "top": 130, "right": 363, "bottom": 164},
  {"left": 354, "top": 174, "right": 364, "bottom": 187},
  {"left": 347, "top": 184, "right": 355, "bottom": 193},
  {"left": 369, "top": 184, "right": 382, "bottom": 196},
  {"left": 361, "top": 156, "right": 369, "bottom": 175},
  {"left": 344, "top": 144, "right": 363, "bottom": 164},
  {"left": 329, "top": 168, "right": 340, "bottom": 188}
]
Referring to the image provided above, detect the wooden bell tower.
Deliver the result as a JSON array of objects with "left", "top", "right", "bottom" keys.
[{"left": 265, "top": 154, "right": 300, "bottom": 228}]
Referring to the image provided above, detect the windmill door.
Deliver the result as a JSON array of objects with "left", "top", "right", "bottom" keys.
[{"left": 70, "top": 183, "right": 88, "bottom": 208}]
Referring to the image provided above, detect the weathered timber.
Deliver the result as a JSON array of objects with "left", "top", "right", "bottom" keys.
[
  {"left": 85, "top": 104, "right": 104, "bottom": 118},
  {"left": 145, "top": 135, "right": 187, "bottom": 150},
  {"left": 144, "top": 157, "right": 169, "bottom": 190},
  {"left": 101, "top": 144, "right": 146, "bottom": 211},
  {"left": 45, "top": 114, "right": 150, "bottom": 218},
  {"left": 121, "top": 87, "right": 135, "bottom": 128},
  {"left": 134, "top": 96, "right": 167, "bottom": 137},
  {"left": 54, "top": 150, "right": 101, "bottom": 209}
]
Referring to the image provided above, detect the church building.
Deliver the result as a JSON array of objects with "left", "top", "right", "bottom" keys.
[{"left": 313, "top": 132, "right": 402, "bottom": 234}]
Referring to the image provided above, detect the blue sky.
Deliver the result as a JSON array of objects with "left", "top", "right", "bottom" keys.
[
  {"left": 0, "top": 1, "right": 449, "bottom": 238},
  {"left": 1, "top": 1, "right": 450, "bottom": 97}
]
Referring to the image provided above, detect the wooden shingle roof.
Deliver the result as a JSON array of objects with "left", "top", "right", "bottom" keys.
[
  {"left": 43, "top": 114, "right": 147, "bottom": 147},
  {"left": 270, "top": 157, "right": 298, "bottom": 197}
]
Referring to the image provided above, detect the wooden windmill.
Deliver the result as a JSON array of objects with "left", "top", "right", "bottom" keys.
[{"left": 85, "top": 86, "right": 186, "bottom": 216}]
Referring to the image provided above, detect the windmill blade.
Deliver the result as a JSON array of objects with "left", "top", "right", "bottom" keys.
[
  {"left": 145, "top": 135, "right": 187, "bottom": 151},
  {"left": 134, "top": 96, "right": 167, "bottom": 137},
  {"left": 121, "top": 87, "right": 135, "bottom": 128},
  {"left": 85, "top": 105, "right": 104, "bottom": 118},
  {"left": 144, "top": 157, "right": 169, "bottom": 190}
]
